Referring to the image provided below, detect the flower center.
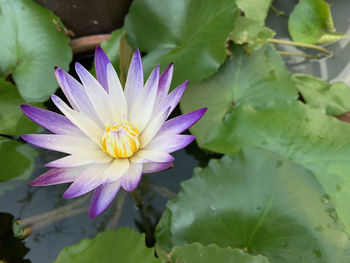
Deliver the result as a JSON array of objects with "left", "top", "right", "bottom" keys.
[{"left": 101, "top": 122, "right": 140, "bottom": 158}]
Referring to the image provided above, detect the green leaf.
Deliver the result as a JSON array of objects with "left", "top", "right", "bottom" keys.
[
  {"left": 156, "top": 148, "right": 350, "bottom": 263},
  {"left": 167, "top": 243, "right": 270, "bottom": 263},
  {"left": 288, "top": 0, "right": 346, "bottom": 44},
  {"left": 204, "top": 101, "right": 350, "bottom": 232},
  {"left": 236, "top": 0, "right": 273, "bottom": 25},
  {"left": 125, "top": 0, "right": 239, "bottom": 89},
  {"left": 0, "top": 78, "right": 42, "bottom": 136},
  {"left": 54, "top": 228, "right": 160, "bottom": 263},
  {"left": 229, "top": 17, "right": 275, "bottom": 54},
  {"left": 180, "top": 44, "right": 298, "bottom": 148},
  {"left": 0, "top": 137, "right": 37, "bottom": 196},
  {"left": 293, "top": 74, "right": 350, "bottom": 116},
  {"left": 0, "top": 0, "right": 72, "bottom": 102},
  {"left": 90, "top": 28, "right": 126, "bottom": 78}
]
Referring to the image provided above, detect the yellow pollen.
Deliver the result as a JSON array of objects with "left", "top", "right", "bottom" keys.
[{"left": 101, "top": 122, "right": 140, "bottom": 158}]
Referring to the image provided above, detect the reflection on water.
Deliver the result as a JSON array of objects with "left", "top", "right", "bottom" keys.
[{"left": 2, "top": 0, "right": 350, "bottom": 261}]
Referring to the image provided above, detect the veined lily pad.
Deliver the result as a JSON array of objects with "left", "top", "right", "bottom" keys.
[
  {"left": 125, "top": 0, "right": 239, "bottom": 89},
  {"left": 180, "top": 44, "right": 297, "bottom": 148},
  {"left": 54, "top": 228, "right": 160, "bottom": 263},
  {"left": 0, "top": 0, "right": 72, "bottom": 102},
  {"left": 156, "top": 148, "right": 350, "bottom": 262},
  {"left": 167, "top": 243, "right": 270, "bottom": 263}
]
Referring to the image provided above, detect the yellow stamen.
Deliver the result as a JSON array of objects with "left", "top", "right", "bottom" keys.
[{"left": 101, "top": 122, "right": 140, "bottom": 158}]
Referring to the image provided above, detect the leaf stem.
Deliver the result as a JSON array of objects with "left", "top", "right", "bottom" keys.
[
  {"left": 268, "top": 38, "right": 332, "bottom": 56},
  {"left": 270, "top": 5, "right": 288, "bottom": 18},
  {"left": 276, "top": 51, "right": 322, "bottom": 59},
  {"left": 130, "top": 189, "right": 144, "bottom": 207}
]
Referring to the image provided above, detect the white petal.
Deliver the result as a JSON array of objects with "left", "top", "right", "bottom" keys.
[
  {"left": 22, "top": 134, "right": 98, "bottom": 155},
  {"left": 46, "top": 151, "right": 111, "bottom": 168},
  {"left": 51, "top": 95, "right": 103, "bottom": 144},
  {"left": 102, "top": 158, "right": 130, "bottom": 182},
  {"left": 75, "top": 63, "right": 113, "bottom": 126},
  {"left": 140, "top": 107, "right": 169, "bottom": 147},
  {"left": 129, "top": 65, "right": 159, "bottom": 132},
  {"left": 131, "top": 149, "right": 174, "bottom": 163},
  {"left": 124, "top": 50, "right": 143, "bottom": 111},
  {"left": 107, "top": 63, "right": 127, "bottom": 123}
]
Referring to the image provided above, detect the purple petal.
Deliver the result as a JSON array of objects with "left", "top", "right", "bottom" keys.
[
  {"left": 146, "top": 135, "right": 195, "bottom": 153},
  {"left": 131, "top": 149, "right": 174, "bottom": 163},
  {"left": 124, "top": 49, "right": 144, "bottom": 109},
  {"left": 156, "top": 81, "right": 188, "bottom": 118},
  {"left": 22, "top": 134, "right": 97, "bottom": 154},
  {"left": 63, "top": 164, "right": 107, "bottom": 199},
  {"left": 142, "top": 162, "right": 173, "bottom": 174},
  {"left": 121, "top": 163, "right": 142, "bottom": 192},
  {"left": 20, "top": 105, "right": 84, "bottom": 137},
  {"left": 55, "top": 67, "right": 79, "bottom": 110},
  {"left": 89, "top": 180, "right": 121, "bottom": 218},
  {"left": 29, "top": 168, "right": 79, "bottom": 186},
  {"left": 95, "top": 47, "right": 111, "bottom": 93},
  {"left": 156, "top": 64, "right": 174, "bottom": 103},
  {"left": 159, "top": 108, "right": 207, "bottom": 135},
  {"left": 55, "top": 68, "right": 101, "bottom": 126}
]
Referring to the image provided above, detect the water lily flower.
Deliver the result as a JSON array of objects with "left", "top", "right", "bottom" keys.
[{"left": 21, "top": 48, "right": 206, "bottom": 217}]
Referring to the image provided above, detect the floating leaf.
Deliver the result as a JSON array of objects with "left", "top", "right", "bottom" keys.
[
  {"left": 54, "top": 228, "right": 160, "bottom": 263},
  {"left": 167, "top": 243, "right": 270, "bottom": 263},
  {"left": 125, "top": 0, "right": 239, "bottom": 89},
  {"left": 236, "top": 0, "right": 273, "bottom": 25},
  {"left": 0, "top": 0, "right": 72, "bottom": 102},
  {"left": 229, "top": 17, "right": 275, "bottom": 53},
  {"left": 156, "top": 148, "right": 350, "bottom": 263},
  {"left": 0, "top": 78, "right": 42, "bottom": 136},
  {"left": 288, "top": 0, "right": 346, "bottom": 44},
  {"left": 0, "top": 137, "right": 37, "bottom": 196},
  {"left": 204, "top": 101, "right": 350, "bottom": 231},
  {"left": 293, "top": 74, "right": 350, "bottom": 116},
  {"left": 180, "top": 44, "right": 297, "bottom": 148}
]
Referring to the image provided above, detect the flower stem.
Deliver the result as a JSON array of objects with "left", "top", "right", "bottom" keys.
[
  {"left": 270, "top": 5, "right": 288, "bottom": 18},
  {"left": 268, "top": 38, "right": 332, "bottom": 56},
  {"left": 131, "top": 190, "right": 144, "bottom": 207},
  {"left": 276, "top": 51, "right": 323, "bottom": 59}
]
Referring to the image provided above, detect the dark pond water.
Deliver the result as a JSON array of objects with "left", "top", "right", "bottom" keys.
[{"left": 1, "top": 0, "right": 350, "bottom": 262}]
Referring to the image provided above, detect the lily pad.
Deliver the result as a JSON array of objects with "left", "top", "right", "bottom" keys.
[
  {"left": 0, "top": 137, "right": 37, "bottom": 196},
  {"left": 229, "top": 17, "right": 275, "bottom": 54},
  {"left": 0, "top": 78, "right": 42, "bottom": 136},
  {"left": 288, "top": 0, "right": 346, "bottom": 44},
  {"left": 0, "top": 0, "right": 72, "bottom": 102},
  {"left": 180, "top": 44, "right": 297, "bottom": 148},
  {"left": 167, "top": 243, "right": 270, "bottom": 263},
  {"left": 156, "top": 148, "right": 350, "bottom": 263},
  {"left": 125, "top": 0, "right": 239, "bottom": 89},
  {"left": 293, "top": 74, "right": 350, "bottom": 116},
  {"left": 204, "top": 101, "right": 350, "bottom": 232},
  {"left": 54, "top": 228, "right": 160, "bottom": 263},
  {"left": 236, "top": 0, "right": 273, "bottom": 25}
]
